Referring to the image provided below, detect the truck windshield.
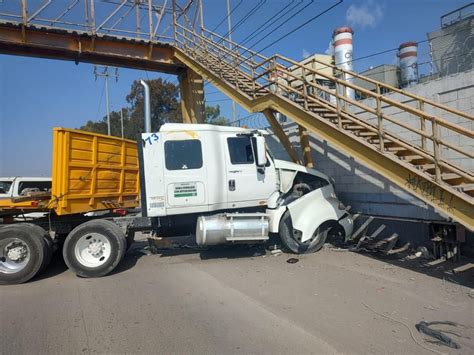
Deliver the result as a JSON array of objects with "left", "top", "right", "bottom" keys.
[{"left": 0, "top": 181, "right": 12, "bottom": 194}]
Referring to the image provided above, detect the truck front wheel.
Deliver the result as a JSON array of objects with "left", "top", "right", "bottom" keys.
[
  {"left": 279, "top": 211, "right": 329, "bottom": 254},
  {"left": 0, "top": 224, "right": 45, "bottom": 284},
  {"left": 63, "top": 220, "right": 126, "bottom": 278}
]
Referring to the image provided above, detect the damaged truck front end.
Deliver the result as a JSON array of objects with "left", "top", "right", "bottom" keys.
[{"left": 267, "top": 160, "right": 353, "bottom": 254}]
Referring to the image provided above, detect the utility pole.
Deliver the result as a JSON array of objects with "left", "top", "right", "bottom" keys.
[
  {"left": 120, "top": 108, "right": 124, "bottom": 139},
  {"left": 226, "top": 0, "right": 237, "bottom": 123},
  {"left": 94, "top": 65, "right": 119, "bottom": 136}
]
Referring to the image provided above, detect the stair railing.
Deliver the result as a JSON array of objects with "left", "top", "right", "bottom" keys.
[{"left": 174, "top": 24, "right": 473, "bottom": 188}]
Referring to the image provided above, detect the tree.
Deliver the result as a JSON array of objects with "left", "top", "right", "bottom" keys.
[
  {"left": 204, "top": 104, "right": 228, "bottom": 126},
  {"left": 80, "top": 78, "right": 229, "bottom": 139}
]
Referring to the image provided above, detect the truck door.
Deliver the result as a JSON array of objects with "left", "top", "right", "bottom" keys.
[
  {"left": 163, "top": 136, "right": 207, "bottom": 213},
  {"left": 225, "top": 135, "right": 277, "bottom": 209}
]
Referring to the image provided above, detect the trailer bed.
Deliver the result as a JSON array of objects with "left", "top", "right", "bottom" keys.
[{"left": 0, "top": 128, "right": 140, "bottom": 216}]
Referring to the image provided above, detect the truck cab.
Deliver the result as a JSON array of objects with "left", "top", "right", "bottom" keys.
[{"left": 141, "top": 124, "right": 352, "bottom": 254}]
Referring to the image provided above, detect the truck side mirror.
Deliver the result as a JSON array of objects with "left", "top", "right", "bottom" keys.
[{"left": 255, "top": 136, "right": 267, "bottom": 167}]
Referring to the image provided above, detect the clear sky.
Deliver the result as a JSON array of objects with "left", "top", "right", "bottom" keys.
[{"left": 0, "top": 0, "right": 468, "bottom": 176}]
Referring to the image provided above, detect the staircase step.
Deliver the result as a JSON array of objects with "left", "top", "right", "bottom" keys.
[
  {"left": 401, "top": 155, "right": 431, "bottom": 165},
  {"left": 320, "top": 113, "right": 338, "bottom": 117},
  {"left": 457, "top": 183, "right": 474, "bottom": 192},
  {"left": 395, "top": 149, "right": 418, "bottom": 157},
  {"left": 442, "top": 173, "right": 463, "bottom": 181},
  {"left": 344, "top": 125, "right": 366, "bottom": 130},
  {"left": 357, "top": 131, "right": 379, "bottom": 137},
  {"left": 385, "top": 146, "right": 409, "bottom": 153},
  {"left": 368, "top": 139, "right": 397, "bottom": 147},
  {"left": 329, "top": 118, "right": 353, "bottom": 124}
]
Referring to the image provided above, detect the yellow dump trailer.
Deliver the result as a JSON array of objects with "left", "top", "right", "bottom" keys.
[
  {"left": 0, "top": 128, "right": 140, "bottom": 215},
  {"left": 51, "top": 128, "right": 140, "bottom": 215},
  {"left": 0, "top": 128, "right": 142, "bottom": 285}
]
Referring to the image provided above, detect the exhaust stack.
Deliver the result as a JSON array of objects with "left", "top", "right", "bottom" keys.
[
  {"left": 398, "top": 42, "right": 418, "bottom": 88},
  {"left": 140, "top": 80, "right": 151, "bottom": 133},
  {"left": 333, "top": 27, "right": 355, "bottom": 100}
]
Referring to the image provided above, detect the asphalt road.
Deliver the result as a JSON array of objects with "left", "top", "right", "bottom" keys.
[{"left": 1, "top": 238, "right": 473, "bottom": 354}]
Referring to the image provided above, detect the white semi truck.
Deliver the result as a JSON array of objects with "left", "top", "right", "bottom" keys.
[
  {"left": 138, "top": 123, "right": 353, "bottom": 253},
  {"left": 0, "top": 123, "right": 353, "bottom": 284}
]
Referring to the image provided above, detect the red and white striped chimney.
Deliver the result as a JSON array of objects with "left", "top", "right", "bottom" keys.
[
  {"left": 333, "top": 27, "right": 355, "bottom": 99},
  {"left": 398, "top": 42, "right": 418, "bottom": 88}
]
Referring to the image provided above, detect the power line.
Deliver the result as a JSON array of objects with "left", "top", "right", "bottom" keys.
[
  {"left": 205, "top": 1, "right": 338, "bottom": 88},
  {"left": 239, "top": 0, "right": 303, "bottom": 46},
  {"left": 206, "top": 98, "right": 232, "bottom": 103},
  {"left": 210, "top": 0, "right": 243, "bottom": 32},
  {"left": 94, "top": 80, "right": 106, "bottom": 122},
  {"left": 205, "top": 90, "right": 221, "bottom": 95},
  {"left": 244, "top": 0, "right": 315, "bottom": 49},
  {"left": 253, "top": 0, "right": 343, "bottom": 55},
  {"left": 219, "top": 0, "right": 267, "bottom": 41}
]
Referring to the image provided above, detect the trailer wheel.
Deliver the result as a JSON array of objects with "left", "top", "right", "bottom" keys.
[
  {"left": 20, "top": 224, "right": 54, "bottom": 274},
  {"left": 279, "top": 211, "right": 329, "bottom": 254},
  {"left": 63, "top": 220, "right": 126, "bottom": 278},
  {"left": 0, "top": 224, "right": 45, "bottom": 285}
]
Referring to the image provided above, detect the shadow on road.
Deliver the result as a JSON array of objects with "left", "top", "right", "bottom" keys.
[
  {"left": 359, "top": 251, "right": 474, "bottom": 289},
  {"left": 31, "top": 253, "right": 68, "bottom": 283}
]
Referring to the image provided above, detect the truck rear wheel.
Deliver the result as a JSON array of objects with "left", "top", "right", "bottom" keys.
[
  {"left": 279, "top": 211, "right": 329, "bottom": 254},
  {"left": 18, "top": 224, "right": 54, "bottom": 274},
  {"left": 0, "top": 224, "right": 45, "bottom": 285},
  {"left": 63, "top": 219, "right": 126, "bottom": 278}
]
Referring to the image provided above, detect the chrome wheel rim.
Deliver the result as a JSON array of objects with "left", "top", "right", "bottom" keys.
[
  {"left": 0, "top": 238, "right": 31, "bottom": 274},
  {"left": 74, "top": 233, "right": 111, "bottom": 268}
]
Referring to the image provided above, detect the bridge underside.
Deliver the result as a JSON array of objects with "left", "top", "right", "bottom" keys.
[
  {"left": 0, "top": 23, "right": 181, "bottom": 73},
  {"left": 0, "top": 23, "right": 204, "bottom": 123}
]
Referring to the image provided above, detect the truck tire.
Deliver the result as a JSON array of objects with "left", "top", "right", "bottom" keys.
[
  {"left": 126, "top": 230, "right": 135, "bottom": 250},
  {"left": 63, "top": 219, "right": 126, "bottom": 278},
  {"left": 20, "top": 224, "right": 53, "bottom": 274},
  {"left": 278, "top": 211, "right": 329, "bottom": 254},
  {"left": 0, "top": 224, "right": 45, "bottom": 285}
]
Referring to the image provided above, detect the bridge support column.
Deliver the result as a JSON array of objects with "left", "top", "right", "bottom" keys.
[
  {"left": 299, "top": 125, "right": 314, "bottom": 168},
  {"left": 179, "top": 68, "right": 205, "bottom": 123},
  {"left": 263, "top": 109, "right": 301, "bottom": 164}
]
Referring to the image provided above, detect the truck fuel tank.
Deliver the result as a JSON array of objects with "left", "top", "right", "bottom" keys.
[{"left": 196, "top": 213, "right": 269, "bottom": 246}]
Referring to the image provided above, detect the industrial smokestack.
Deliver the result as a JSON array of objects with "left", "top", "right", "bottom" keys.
[
  {"left": 332, "top": 27, "right": 355, "bottom": 100},
  {"left": 398, "top": 42, "right": 418, "bottom": 88},
  {"left": 140, "top": 80, "right": 151, "bottom": 133}
]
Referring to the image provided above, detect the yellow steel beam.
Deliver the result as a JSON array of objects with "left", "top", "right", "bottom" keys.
[
  {"left": 0, "top": 23, "right": 183, "bottom": 74},
  {"left": 173, "top": 48, "right": 473, "bottom": 230},
  {"left": 179, "top": 68, "right": 205, "bottom": 123},
  {"left": 262, "top": 109, "right": 301, "bottom": 164},
  {"left": 298, "top": 125, "right": 314, "bottom": 168}
]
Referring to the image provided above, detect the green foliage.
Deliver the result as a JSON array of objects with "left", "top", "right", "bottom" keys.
[
  {"left": 80, "top": 78, "right": 229, "bottom": 139},
  {"left": 204, "top": 104, "right": 228, "bottom": 126}
]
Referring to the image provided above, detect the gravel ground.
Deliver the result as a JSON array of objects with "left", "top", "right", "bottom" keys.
[{"left": 1, "top": 235, "right": 473, "bottom": 354}]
